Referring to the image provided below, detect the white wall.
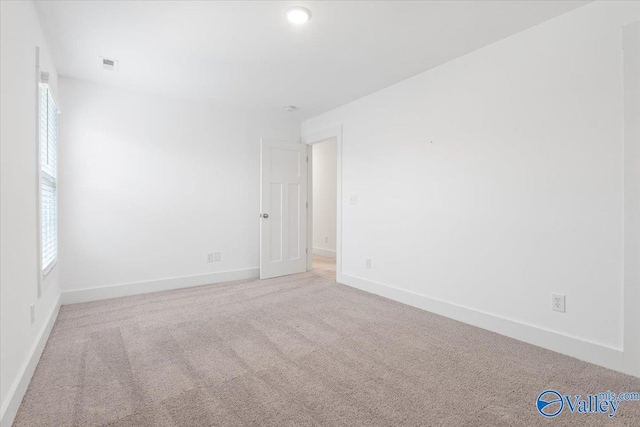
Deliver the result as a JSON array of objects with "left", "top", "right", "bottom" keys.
[
  {"left": 622, "top": 21, "right": 640, "bottom": 377},
  {"left": 0, "top": 1, "right": 61, "bottom": 424},
  {"left": 58, "top": 78, "right": 299, "bottom": 299},
  {"left": 312, "top": 139, "right": 337, "bottom": 257},
  {"left": 302, "top": 1, "right": 640, "bottom": 374}
]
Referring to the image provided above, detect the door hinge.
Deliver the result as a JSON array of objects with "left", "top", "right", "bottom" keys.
[
  {"left": 306, "top": 248, "right": 308, "bottom": 254},
  {"left": 306, "top": 201, "right": 308, "bottom": 208}
]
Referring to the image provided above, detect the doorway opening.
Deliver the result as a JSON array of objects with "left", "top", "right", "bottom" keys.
[{"left": 309, "top": 137, "right": 337, "bottom": 280}]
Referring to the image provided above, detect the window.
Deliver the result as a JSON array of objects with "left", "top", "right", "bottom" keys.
[{"left": 40, "top": 84, "right": 59, "bottom": 274}]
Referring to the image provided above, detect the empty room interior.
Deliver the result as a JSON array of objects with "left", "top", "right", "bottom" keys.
[{"left": 2, "top": 0, "right": 640, "bottom": 425}]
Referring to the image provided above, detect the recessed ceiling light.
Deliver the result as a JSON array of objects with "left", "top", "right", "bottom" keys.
[
  {"left": 287, "top": 6, "right": 311, "bottom": 25},
  {"left": 283, "top": 105, "right": 299, "bottom": 112}
]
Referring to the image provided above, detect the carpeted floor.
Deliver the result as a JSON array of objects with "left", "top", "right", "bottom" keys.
[{"left": 14, "top": 255, "right": 640, "bottom": 426}]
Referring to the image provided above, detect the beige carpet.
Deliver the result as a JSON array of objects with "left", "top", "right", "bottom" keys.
[{"left": 14, "top": 255, "right": 640, "bottom": 426}]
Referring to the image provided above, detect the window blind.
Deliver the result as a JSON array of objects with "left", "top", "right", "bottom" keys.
[{"left": 40, "top": 85, "right": 58, "bottom": 272}]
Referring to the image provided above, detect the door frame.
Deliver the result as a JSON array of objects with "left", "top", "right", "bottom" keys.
[
  {"left": 302, "top": 125, "right": 343, "bottom": 282},
  {"left": 622, "top": 21, "right": 640, "bottom": 377}
]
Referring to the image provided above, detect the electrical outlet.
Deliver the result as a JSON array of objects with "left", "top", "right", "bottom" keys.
[
  {"left": 365, "top": 258, "right": 371, "bottom": 269},
  {"left": 30, "top": 304, "right": 35, "bottom": 325},
  {"left": 349, "top": 195, "right": 358, "bottom": 205},
  {"left": 214, "top": 252, "right": 221, "bottom": 262},
  {"left": 207, "top": 253, "right": 214, "bottom": 263},
  {"left": 324, "top": 236, "right": 329, "bottom": 244},
  {"left": 552, "top": 294, "right": 566, "bottom": 313}
]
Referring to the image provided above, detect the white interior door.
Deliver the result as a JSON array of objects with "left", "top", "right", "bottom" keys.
[{"left": 260, "top": 138, "right": 308, "bottom": 279}]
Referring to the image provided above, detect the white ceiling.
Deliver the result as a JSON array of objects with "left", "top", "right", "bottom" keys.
[{"left": 35, "top": 0, "right": 589, "bottom": 119}]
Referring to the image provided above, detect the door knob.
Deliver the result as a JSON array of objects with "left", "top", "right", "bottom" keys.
[{"left": 261, "top": 213, "right": 269, "bottom": 218}]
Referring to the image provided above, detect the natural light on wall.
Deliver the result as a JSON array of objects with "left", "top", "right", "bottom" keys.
[{"left": 39, "top": 78, "right": 59, "bottom": 275}]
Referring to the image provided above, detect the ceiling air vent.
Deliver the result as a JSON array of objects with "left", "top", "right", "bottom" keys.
[
  {"left": 283, "top": 105, "right": 299, "bottom": 112},
  {"left": 101, "top": 57, "right": 118, "bottom": 72}
]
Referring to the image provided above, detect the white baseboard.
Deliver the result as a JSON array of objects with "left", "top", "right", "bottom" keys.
[
  {"left": 61, "top": 268, "right": 260, "bottom": 305},
  {"left": 0, "top": 295, "right": 61, "bottom": 427},
  {"left": 340, "top": 274, "right": 629, "bottom": 376},
  {"left": 313, "top": 247, "right": 336, "bottom": 258}
]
